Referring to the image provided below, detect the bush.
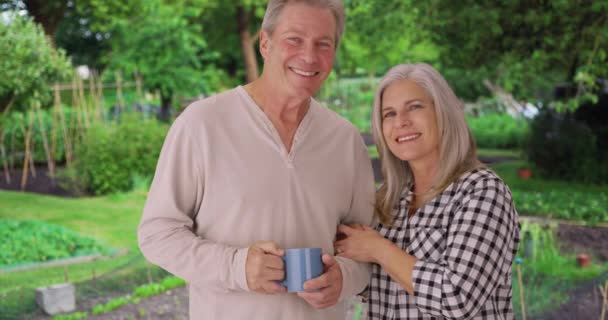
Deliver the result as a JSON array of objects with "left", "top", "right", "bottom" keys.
[
  {"left": 67, "top": 115, "right": 168, "bottom": 195},
  {"left": 467, "top": 113, "right": 529, "bottom": 149},
  {"left": 0, "top": 13, "right": 72, "bottom": 113},
  {"left": 526, "top": 109, "right": 607, "bottom": 183},
  {"left": 0, "top": 107, "right": 77, "bottom": 164},
  {"left": 0, "top": 220, "right": 113, "bottom": 268}
]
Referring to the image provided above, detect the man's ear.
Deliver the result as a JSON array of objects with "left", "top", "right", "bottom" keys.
[{"left": 259, "top": 31, "right": 270, "bottom": 60}]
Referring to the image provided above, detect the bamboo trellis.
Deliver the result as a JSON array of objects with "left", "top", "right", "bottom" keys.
[{"left": 0, "top": 72, "right": 144, "bottom": 190}]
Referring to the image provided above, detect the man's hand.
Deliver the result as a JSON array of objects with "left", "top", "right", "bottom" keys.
[
  {"left": 297, "top": 254, "right": 342, "bottom": 309},
  {"left": 245, "top": 241, "right": 287, "bottom": 294}
]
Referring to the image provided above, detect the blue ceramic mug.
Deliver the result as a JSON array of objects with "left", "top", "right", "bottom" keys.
[{"left": 281, "top": 248, "right": 323, "bottom": 292}]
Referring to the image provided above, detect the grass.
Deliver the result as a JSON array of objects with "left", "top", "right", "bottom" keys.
[
  {"left": 0, "top": 189, "right": 153, "bottom": 319},
  {"left": 478, "top": 148, "right": 522, "bottom": 159}
]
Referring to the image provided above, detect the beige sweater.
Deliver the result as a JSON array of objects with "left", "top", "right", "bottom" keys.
[{"left": 138, "top": 86, "right": 375, "bottom": 319}]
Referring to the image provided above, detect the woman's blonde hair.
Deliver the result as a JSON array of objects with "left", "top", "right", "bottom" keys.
[{"left": 372, "top": 63, "right": 483, "bottom": 224}]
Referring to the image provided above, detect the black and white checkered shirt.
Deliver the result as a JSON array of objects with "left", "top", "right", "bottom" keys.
[{"left": 369, "top": 168, "right": 520, "bottom": 319}]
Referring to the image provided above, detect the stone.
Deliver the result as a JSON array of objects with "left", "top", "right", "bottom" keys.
[{"left": 35, "top": 283, "right": 76, "bottom": 315}]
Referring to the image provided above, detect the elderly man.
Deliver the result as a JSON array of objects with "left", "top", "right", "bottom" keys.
[{"left": 137, "top": 0, "right": 374, "bottom": 319}]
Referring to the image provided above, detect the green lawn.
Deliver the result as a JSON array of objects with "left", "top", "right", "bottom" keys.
[
  {"left": 0, "top": 189, "right": 152, "bottom": 318},
  {"left": 0, "top": 190, "right": 145, "bottom": 250}
]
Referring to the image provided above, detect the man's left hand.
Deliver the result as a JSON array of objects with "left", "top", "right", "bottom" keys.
[{"left": 297, "top": 254, "right": 342, "bottom": 309}]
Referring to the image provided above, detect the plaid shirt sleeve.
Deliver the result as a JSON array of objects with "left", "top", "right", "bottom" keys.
[{"left": 411, "top": 176, "right": 519, "bottom": 319}]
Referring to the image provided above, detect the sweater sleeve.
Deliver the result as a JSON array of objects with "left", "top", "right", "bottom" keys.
[
  {"left": 137, "top": 116, "right": 250, "bottom": 292},
  {"left": 411, "top": 177, "right": 519, "bottom": 319},
  {"left": 336, "top": 135, "right": 375, "bottom": 301}
]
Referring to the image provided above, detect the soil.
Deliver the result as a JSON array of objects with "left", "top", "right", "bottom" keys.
[{"left": 4, "top": 159, "right": 608, "bottom": 319}]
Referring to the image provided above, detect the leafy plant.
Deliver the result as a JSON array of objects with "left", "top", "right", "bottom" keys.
[
  {"left": 0, "top": 220, "right": 113, "bottom": 268},
  {"left": 67, "top": 115, "right": 168, "bottom": 195},
  {"left": 467, "top": 113, "right": 529, "bottom": 149},
  {"left": 0, "top": 13, "right": 73, "bottom": 113}
]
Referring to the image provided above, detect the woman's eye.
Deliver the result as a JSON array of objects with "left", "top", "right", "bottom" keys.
[
  {"left": 382, "top": 111, "right": 396, "bottom": 118},
  {"left": 409, "top": 104, "right": 423, "bottom": 111}
]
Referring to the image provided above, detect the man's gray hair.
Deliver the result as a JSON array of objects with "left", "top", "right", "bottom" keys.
[
  {"left": 372, "top": 63, "right": 483, "bottom": 225},
  {"left": 261, "top": 0, "right": 345, "bottom": 48}
]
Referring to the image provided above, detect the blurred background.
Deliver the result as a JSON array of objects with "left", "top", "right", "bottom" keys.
[{"left": 0, "top": 1, "right": 607, "bottom": 319}]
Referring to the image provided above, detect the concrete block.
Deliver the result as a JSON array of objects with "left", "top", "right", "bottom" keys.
[{"left": 35, "top": 283, "right": 76, "bottom": 315}]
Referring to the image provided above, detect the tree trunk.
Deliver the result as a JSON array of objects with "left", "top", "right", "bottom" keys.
[
  {"left": 23, "top": 0, "right": 67, "bottom": 38},
  {"left": 237, "top": 6, "right": 259, "bottom": 83},
  {"left": 159, "top": 92, "right": 172, "bottom": 122}
]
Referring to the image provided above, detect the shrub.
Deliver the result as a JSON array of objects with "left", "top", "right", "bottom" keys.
[
  {"left": 0, "top": 107, "right": 76, "bottom": 164},
  {"left": 467, "top": 113, "right": 529, "bottom": 149},
  {"left": 67, "top": 115, "right": 168, "bottom": 195},
  {"left": 0, "top": 220, "right": 112, "bottom": 268},
  {"left": 526, "top": 109, "right": 607, "bottom": 183},
  {"left": 0, "top": 13, "right": 72, "bottom": 113}
]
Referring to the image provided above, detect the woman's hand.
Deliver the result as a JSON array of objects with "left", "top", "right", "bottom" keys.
[{"left": 334, "top": 224, "right": 389, "bottom": 263}]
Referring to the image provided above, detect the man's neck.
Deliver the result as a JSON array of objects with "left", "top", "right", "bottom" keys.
[{"left": 244, "top": 78, "right": 310, "bottom": 125}]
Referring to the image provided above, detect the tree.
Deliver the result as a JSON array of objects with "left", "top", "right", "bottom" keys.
[
  {"left": 106, "top": 0, "right": 214, "bottom": 121},
  {"left": 338, "top": 0, "right": 438, "bottom": 77},
  {"left": 418, "top": 0, "right": 608, "bottom": 104},
  {"left": 0, "top": 13, "right": 72, "bottom": 113},
  {"left": 200, "top": 0, "right": 266, "bottom": 83}
]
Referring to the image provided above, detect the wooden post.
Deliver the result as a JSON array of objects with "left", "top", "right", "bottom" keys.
[
  {"left": 34, "top": 102, "right": 55, "bottom": 180},
  {"left": 115, "top": 71, "right": 125, "bottom": 118},
  {"left": 89, "top": 73, "right": 101, "bottom": 122},
  {"left": 600, "top": 280, "right": 607, "bottom": 320},
  {"left": 96, "top": 72, "right": 105, "bottom": 121},
  {"left": 58, "top": 101, "right": 73, "bottom": 167},
  {"left": 63, "top": 265, "right": 69, "bottom": 282},
  {"left": 77, "top": 76, "right": 90, "bottom": 128},
  {"left": 20, "top": 111, "right": 35, "bottom": 191},
  {"left": 0, "top": 134, "right": 9, "bottom": 184},
  {"left": 515, "top": 258, "right": 526, "bottom": 320}
]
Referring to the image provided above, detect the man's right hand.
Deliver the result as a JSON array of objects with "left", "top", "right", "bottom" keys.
[{"left": 245, "top": 241, "right": 287, "bottom": 294}]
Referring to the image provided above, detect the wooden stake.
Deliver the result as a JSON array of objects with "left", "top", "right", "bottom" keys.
[
  {"left": 63, "top": 265, "right": 69, "bottom": 282},
  {"left": 115, "top": 71, "right": 125, "bottom": 118},
  {"left": 34, "top": 102, "right": 55, "bottom": 180},
  {"left": 58, "top": 102, "right": 73, "bottom": 167},
  {"left": 20, "top": 112, "right": 35, "bottom": 190},
  {"left": 0, "top": 139, "right": 10, "bottom": 184},
  {"left": 600, "top": 280, "right": 607, "bottom": 320},
  {"left": 515, "top": 258, "right": 526, "bottom": 320}
]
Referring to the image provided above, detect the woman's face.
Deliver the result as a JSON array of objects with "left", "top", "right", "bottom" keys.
[{"left": 381, "top": 79, "right": 440, "bottom": 166}]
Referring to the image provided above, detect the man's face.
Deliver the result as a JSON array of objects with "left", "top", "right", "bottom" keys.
[{"left": 260, "top": 3, "right": 337, "bottom": 99}]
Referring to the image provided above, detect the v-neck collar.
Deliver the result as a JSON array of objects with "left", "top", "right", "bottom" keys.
[{"left": 237, "top": 86, "right": 315, "bottom": 167}]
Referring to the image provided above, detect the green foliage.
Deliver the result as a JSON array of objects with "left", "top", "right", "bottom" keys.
[
  {"left": 338, "top": 1, "right": 439, "bottom": 76},
  {"left": 318, "top": 76, "right": 376, "bottom": 132},
  {"left": 69, "top": 115, "right": 168, "bottom": 195},
  {"left": 419, "top": 1, "right": 608, "bottom": 103},
  {"left": 512, "top": 191, "right": 608, "bottom": 225},
  {"left": 490, "top": 161, "right": 607, "bottom": 224},
  {"left": 466, "top": 113, "right": 529, "bottom": 149},
  {"left": 92, "top": 296, "right": 133, "bottom": 315},
  {"left": 105, "top": 0, "right": 219, "bottom": 109},
  {"left": 512, "top": 222, "right": 607, "bottom": 318},
  {"left": 133, "top": 276, "right": 185, "bottom": 298},
  {"left": 0, "top": 13, "right": 72, "bottom": 113},
  {"left": 526, "top": 109, "right": 607, "bottom": 184},
  {"left": 0, "top": 220, "right": 112, "bottom": 268},
  {"left": 0, "top": 107, "right": 76, "bottom": 164},
  {"left": 53, "top": 312, "right": 89, "bottom": 320}
]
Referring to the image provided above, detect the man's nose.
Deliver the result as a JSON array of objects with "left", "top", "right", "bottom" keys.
[{"left": 301, "top": 42, "right": 318, "bottom": 64}]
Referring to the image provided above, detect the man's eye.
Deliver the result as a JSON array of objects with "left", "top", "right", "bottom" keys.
[{"left": 287, "top": 37, "right": 301, "bottom": 44}]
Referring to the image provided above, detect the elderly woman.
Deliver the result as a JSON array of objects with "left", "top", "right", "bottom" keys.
[{"left": 335, "top": 63, "right": 520, "bottom": 319}]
